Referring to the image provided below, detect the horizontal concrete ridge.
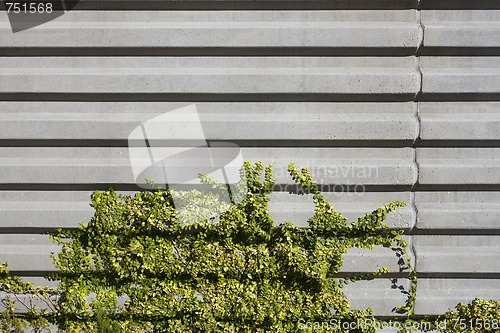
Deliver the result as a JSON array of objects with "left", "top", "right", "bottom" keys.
[
  {"left": 419, "top": 102, "right": 500, "bottom": 141},
  {"left": 0, "top": 147, "right": 417, "bottom": 186},
  {"left": 423, "top": 11, "right": 500, "bottom": 48},
  {"left": 0, "top": 0, "right": 418, "bottom": 10},
  {"left": 0, "top": 11, "right": 419, "bottom": 52},
  {"left": 344, "top": 279, "right": 412, "bottom": 316},
  {"left": 0, "top": 191, "right": 414, "bottom": 231},
  {"left": 0, "top": 191, "right": 94, "bottom": 231},
  {"left": 417, "top": 148, "right": 500, "bottom": 185},
  {"left": 1, "top": 56, "right": 417, "bottom": 69},
  {"left": 415, "top": 192, "right": 500, "bottom": 231},
  {"left": 342, "top": 235, "right": 412, "bottom": 274},
  {"left": 421, "top": 57, "right": 500, "bottom": 98},
  {"left": 415, "top": 236, "right": 500, "bottom": 274},
  {"left": 0, "top": 102, "right": 418, "bottom": 142},
  {"left": 0, "top": 234, "right": 412, "bottom": 275},
  {"left": 268, "top": 192, "right": 414, "bottom": 229},
  {"left": 0, "top": 235, "right": 59, "bottom": 273},
  {"left": 0, "top": 57, "right": 420, "bottom": 98},
  {"left": 415, "top": 279, "right": 500, "bottom": 315}
]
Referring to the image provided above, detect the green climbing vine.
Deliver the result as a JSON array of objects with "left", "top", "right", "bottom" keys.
[{"left": 0, "top": 162, "right": 498, "bottom": 332}]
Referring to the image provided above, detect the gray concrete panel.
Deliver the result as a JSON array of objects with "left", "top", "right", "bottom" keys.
[
  {"left": 0, "top": 11, "right": 419, "bottom": 50},
  {"left": 417, "top": 148, "right": 500, "bottom": 185},
  {"left": 415, "top": 279, "right": 500, "bottom": 315},
  {"left": 0, "top": 102, "right": 418, "bottom": 142},
  {"left": 416, "top": 192, "right": 500, "bottom": 230},
  {"left": 423, "top": 11, "right": 500, "bottom": 48},
  {"left": 269, "top": 191, "right": 415, "bottom": 229},
  {"left": 0, "top": 57, "right": 420, "bottom": 96},
  {"left": 422, "top": 57, "right": 500, "bottom": 95},
  {"left": 0, "top": 147, "right": 417, "bottom": 186},
  {"left": 420, "top": 102, "right": 500, "bottom": 141},
  {"left": 415, "top": 236, "right": 500, "bottom": 274}
]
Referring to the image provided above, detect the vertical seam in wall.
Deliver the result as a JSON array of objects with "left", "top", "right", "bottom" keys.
[{"left": 411, "top": 2, "right": 425, "bottom": 279}]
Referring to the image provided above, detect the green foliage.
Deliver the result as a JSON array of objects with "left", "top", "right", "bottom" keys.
[
  {"left": 0, "top": 262, "right": 56, "bottom": 332},
  {"left": 6, "top": 161, "right": 491, "bottom": 332},
  {"left": 47, "top": 162, "right": 411, "bottom": 332},
  {"left": 425, "top": 299, "right": 500, "bottom": 333}
]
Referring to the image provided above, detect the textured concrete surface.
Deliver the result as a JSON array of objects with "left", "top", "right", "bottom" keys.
[
  {"left": 423, "top": 11, "right": 500, "bottom": 48},
  {"left": 416, "top": 192, "right": 500, "bottom": 230},
  {"left": 420, "top": 102, "right": 500, "bottom": 140},
  {"left": 0, "top": 102, "right": 418, "bottom": 142},
  {"left": 417, "top": 148, "right": 500, "bottom": 185},
  {"left": 0, "top": 190, "right": 415, "bottom": 231},
  {"left": 0, "top": 57, "right": 420, "bottom": 96},
  {"left": 0, "top": 11, "right": 419, "bottom": 50},
  {"left": 422, "top": 57, "right": 500, "bottom": 95},
  {"left": 415, "top": 279, "right": 500, "bottom": 315},
  {"left": 269, "top": 191, "right": 415, "bottom": 229},
  {"left": 1, "top": 1, "right": 500, "bottom": 320},
  {"left": 342, "top": 237, "right": 413, "bottom": 275},
  {"left": 0, "top": 191, "right": 93, "bottom": 231},
  {"left": 0, "top": 234, "right": 59, "bottom": 273},
  {"left": 0, "top": 147, "right": 417, "bottom": 186},
  {"left": 344, "top": 279, "right": 411, "bottom": 316},
  {"left": 415, "top": 236, "right": 500, "bottom": 274},
  {"left": 243, "top": 147, "right": 417, "bottom": 186}
]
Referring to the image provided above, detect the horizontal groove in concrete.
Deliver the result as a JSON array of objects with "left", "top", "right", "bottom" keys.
[
  {"left": 413, "top": 229, "right": 500, "bottom": 236},
  {"left": 418, "top": 93, "right": 500, "bottom": 102},
  {"left": 0, "top": 93, "right": 419, "bottom": 103},
  {"left": 0, "top": 184, "right": 416, "bottom": 192},
  {"left": 414, "top": 184, "right": 500, "bottom": 191},
  {"left": 418, "top": 140, "right": 500, "bottom": 148},
  {"left": 0, "top": 47, "right": 419, "bottom": 57},
  {"left": 0, "top": 139, "right": 417, "bottom": 148},
  {"left": 421, "top": 0, "right": 500, "bottom": 10},
  {"left": 421, "top": 47, "right": 500, "bottom": 56}
]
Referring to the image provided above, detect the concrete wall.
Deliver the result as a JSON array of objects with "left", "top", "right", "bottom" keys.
[{"left": 1, "top": 0, "right": 499, "bottom": 318}]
